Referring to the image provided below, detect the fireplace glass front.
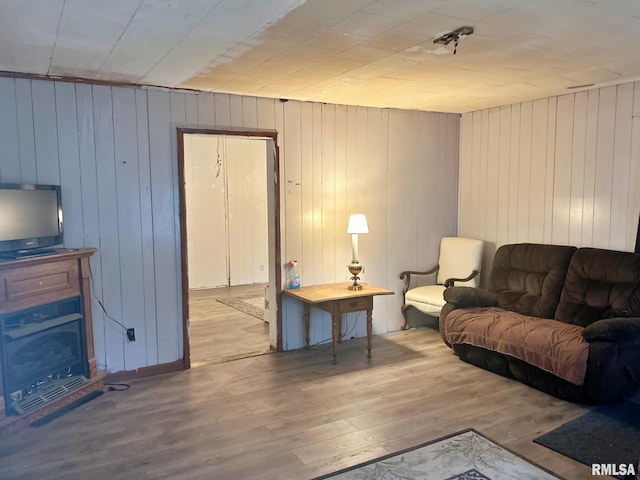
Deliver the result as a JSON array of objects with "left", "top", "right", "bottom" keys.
[{"left": 1, "top": 297, "right": 89, "bottom": 415}]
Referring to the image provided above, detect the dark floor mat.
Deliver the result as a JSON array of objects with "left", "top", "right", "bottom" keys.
[{"left": 534, "top": 399, "right": 640, "bottom": 479}]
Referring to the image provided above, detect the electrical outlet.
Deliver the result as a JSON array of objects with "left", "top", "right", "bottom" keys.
[{"left": 126, "top": 328, "right": 136, "bottom": 342}]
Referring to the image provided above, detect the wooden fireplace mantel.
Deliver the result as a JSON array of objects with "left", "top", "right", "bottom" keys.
[{"left": 0, "top": 248, "right": 105, "bottom": 436}]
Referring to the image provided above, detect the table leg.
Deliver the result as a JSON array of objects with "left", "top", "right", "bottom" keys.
[
  {"left": 303, "top": 304, "right": 310, "bottom": 349},
  {"left": 332, "top": 313, "right": 339, "bottom": 365},
  {"left": 366, "top": 307, "right": 373, "bottom": 359}
]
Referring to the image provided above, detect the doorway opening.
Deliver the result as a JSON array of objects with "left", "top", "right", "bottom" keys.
[{"left": 177, "top": 128, "right": 282, "bottom": 369}]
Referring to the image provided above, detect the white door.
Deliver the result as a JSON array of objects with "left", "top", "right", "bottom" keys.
[
  {"left": 226, "top": 137, "right": 269, "bottom": 286},
  {"left": 184, "top": 134, "right": 229, "bottom": 288},
  {"left": 184, "top": 135, "right": 269, "bottom": 289}
]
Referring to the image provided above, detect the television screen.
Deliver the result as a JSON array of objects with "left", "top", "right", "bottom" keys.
[{"left": 0, "top": 183, "right": 63, "bottom": 256}]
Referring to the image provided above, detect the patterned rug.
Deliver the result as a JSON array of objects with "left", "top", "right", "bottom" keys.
[
  {"left": 216, "top": 295, "right": 264, "bottom": 321},
  {"left": 314, "top": 429, "right": 560, "bottom": 480}
]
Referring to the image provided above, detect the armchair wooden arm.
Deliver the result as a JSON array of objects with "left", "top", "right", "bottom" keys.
[
  {"left": 399, "top": 265, "right": 439, "bottom": 295},
  {"left": 443, "top": 269, "right": 479, "bottom": 288}
]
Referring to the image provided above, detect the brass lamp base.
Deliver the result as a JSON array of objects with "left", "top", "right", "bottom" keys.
[{"left": 347, "top": 261, "right": 363, "bottom": 290}]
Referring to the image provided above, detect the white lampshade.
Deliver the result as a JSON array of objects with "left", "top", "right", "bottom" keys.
[{"left": 347, "top": 214, "right": 369, "bottom": 234}]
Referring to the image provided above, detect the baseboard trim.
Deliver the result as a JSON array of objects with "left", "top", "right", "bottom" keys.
[{"left": 104, "top": 360, "right": 184, "bottom": 383}]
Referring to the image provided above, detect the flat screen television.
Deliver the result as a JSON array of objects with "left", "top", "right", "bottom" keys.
[{"left": 0, "top": 183, "right": 64, "bottom": 258}]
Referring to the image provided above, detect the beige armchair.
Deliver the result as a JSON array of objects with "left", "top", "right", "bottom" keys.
[{"left": 399, "top": 237, "right": 484, "bottom": 330}]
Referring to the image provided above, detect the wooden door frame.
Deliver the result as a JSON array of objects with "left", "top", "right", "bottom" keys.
[{"left": 177, "top": 127, "right": 282, "bottom": 369}]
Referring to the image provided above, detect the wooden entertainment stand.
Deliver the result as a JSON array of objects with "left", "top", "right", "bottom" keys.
[{"left": 0, "top": 248, "right": 105, "bottom": 436}]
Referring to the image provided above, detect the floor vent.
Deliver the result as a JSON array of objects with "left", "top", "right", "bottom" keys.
[{"left": 12, "top": 376, "right": 89, "bottom": 415}]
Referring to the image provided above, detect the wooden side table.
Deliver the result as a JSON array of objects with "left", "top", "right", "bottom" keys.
[{"left": 283, "top": 283, "right": 394, "bottom": 364}]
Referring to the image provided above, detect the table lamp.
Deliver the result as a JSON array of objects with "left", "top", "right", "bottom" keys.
[{"left": 347, "top": 214, "right": 368, "bottom": 290}]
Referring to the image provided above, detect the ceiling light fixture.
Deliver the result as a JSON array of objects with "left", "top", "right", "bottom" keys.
[
  {"left": 566, "top": 83, "right": 595, "bottom": 90},
  {"left": 433, "top": 26, "right": 475, "bottom": 54}
]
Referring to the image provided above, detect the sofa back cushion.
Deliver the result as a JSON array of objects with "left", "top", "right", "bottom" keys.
[
  {"left": 554, "top": 248, "right": 640, "bottom": 326},
  {"left": 490, "top": 243, "right": 576, "bottom": 318}
]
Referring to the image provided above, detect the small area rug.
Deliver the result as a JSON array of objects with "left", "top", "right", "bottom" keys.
[
  {"left": 534, "top": 398, "right": 640, "bottom": 480},
  {"left": 314, "top": 429, "right": 560, "bottom": 480},
  {"left": 216, "top": 295, "right": 264, "bottom": 321}
]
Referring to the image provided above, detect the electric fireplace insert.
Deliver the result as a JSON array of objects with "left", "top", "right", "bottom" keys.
[{"left": 0, "top": 296, "right": 89, "bottom": 415}]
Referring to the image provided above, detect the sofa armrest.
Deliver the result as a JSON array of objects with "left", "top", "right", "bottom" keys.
[
  {"left": 582, "top": 317, "right": 640, "bottom": 343},
  {"left": 443, "top": 286, "right": 497, "bottom": 308},
  {"left": 439, "top": 288, "right": 497, "bottom": 348}
]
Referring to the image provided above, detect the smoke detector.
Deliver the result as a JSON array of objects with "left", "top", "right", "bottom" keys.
[{"left": 433, "top": 26, "right": 475, "bottom": 54}]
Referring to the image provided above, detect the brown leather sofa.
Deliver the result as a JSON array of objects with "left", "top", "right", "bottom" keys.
[{"left": 440, "top": 243, "right": 640, "bottom": 403}]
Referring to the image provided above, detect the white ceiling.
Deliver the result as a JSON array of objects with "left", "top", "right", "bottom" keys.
[{"left": 2, "top": 0, "right": 640, "bottom": 113}]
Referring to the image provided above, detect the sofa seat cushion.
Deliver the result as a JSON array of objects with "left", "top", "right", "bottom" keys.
[
  {"left": 445, "top": 307, "right": 589, "bottom": 385},
  {"left": 405, "top": 285, "right": 446, "bottom": 314}
]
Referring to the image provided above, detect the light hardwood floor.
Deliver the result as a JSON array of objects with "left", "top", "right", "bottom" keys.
[
  {"left": 189, "top": 284, "right": 271, "bottom": 368},
  {"left": 0, "top": 324, "right": 608, "bottom": 480}
]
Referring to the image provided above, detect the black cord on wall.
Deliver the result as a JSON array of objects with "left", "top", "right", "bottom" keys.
[
  {"left": 88, "top": 263, "right": 129, "bottom": 333},
  {"left": 307, "top": 312, "right": 362, "bottom": 350}
]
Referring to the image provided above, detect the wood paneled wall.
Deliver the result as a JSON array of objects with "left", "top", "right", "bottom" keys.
[
  {"left": 0, "top": 76, "right": 459, "bottom": 372},
  {"left": 459, "top": 81, "right": 640, "bottom": 286},
  {"left": 281, "top": 105, "right": 460, "bottom": 348}
]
